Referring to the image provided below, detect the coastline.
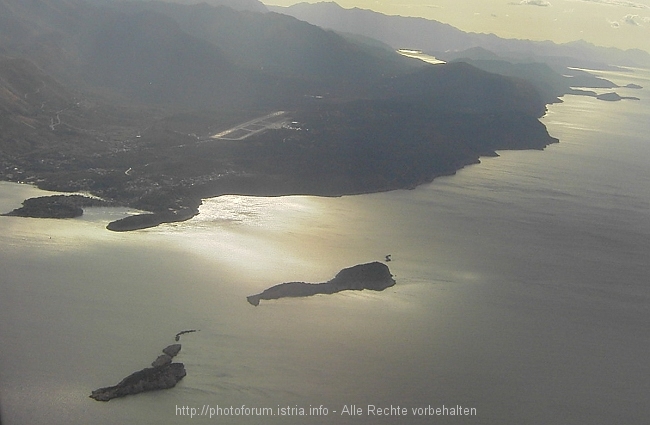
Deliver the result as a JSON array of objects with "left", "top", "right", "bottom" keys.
[
  {"left": 102, "top": 148, "right": 543, "bottom": 232},
  {"left": 2, "top": 125, "right": 557, "bottom": 232}
]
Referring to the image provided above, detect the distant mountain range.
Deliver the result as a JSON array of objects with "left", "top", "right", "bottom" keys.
[
  {"left": 271, "top": 1, "right": 650, "bottom": 69},
  {"left": 143, "top": 0, "right": 268, "bottom": 13}
]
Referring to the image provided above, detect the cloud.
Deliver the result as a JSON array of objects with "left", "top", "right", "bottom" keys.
[
  {"left": 509, "top": 0, "right": 552, "bottom": 5},
  {"left": 569, "top": 0, "right": 650, "bottom": 9},
  {"left": 608, "top": 14, "right": 650, "bottom": 27}
]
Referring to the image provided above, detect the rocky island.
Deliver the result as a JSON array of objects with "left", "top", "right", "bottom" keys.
[
  {"left": 90, "top": 362, "right": 186, "bottom": 402},
  {"left": 596, "top": 92, "right": 640, "bottom": 101},
  {"left": 90, "top": 337, "right": 192, "bottom": 401},
  {"left": 247, "top": 262, "right": 396, "bottom": 306}
]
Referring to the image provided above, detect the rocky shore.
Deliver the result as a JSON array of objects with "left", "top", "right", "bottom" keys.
[{"left": 247, "top": 262, "right": 395, "bottom": 306}]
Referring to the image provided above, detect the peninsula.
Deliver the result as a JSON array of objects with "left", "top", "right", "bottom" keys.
[{"left": 247, "top": 262, "right": 396, "bottom": 306}]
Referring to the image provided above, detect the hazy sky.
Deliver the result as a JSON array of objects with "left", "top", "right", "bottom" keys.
[{"left": 263, "top": 0, "right": 650, "bottom": 53}]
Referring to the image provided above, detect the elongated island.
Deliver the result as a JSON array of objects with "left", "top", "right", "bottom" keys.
[{"left": 247, "top": 262, "right": 396, "bottom": 306}]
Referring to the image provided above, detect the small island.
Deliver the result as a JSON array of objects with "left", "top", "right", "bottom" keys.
[
  {"left": 90, "top": 334, "right": 195, "bottom": 401},
  {"left": 90, "top": 362, "right": 186, "bottom": 402},
  {"left": 247, "top": 262, "right": 396, "bottom": 306},
  {"left": 596, "top": 92, "right": 640, "bottom": 102},
  {"left": 2, "top": 194, "right": 113, "bottom": 219}
]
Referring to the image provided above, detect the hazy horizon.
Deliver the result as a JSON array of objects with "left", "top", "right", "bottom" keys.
[{"left": 263, "top": 0, "right": 650, "bottom": 53}]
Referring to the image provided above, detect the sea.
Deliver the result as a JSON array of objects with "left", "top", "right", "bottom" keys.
[{"left": 1, "top": 67, "right": 649, "bottom": 425}]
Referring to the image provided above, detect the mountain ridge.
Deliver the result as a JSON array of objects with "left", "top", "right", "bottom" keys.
[{"left": 271, "top": 1, "right": 650, "bottom": 69}]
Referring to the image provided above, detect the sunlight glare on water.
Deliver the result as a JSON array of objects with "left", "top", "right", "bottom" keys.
[{"left": 1, "top": 68, "right": 649, "bottom": 425}]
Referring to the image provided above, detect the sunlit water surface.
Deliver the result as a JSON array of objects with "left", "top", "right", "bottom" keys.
[{"left": 1, "top": 69, "right": 649, "bottom": 425}]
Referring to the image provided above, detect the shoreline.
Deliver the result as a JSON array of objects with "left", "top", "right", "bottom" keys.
[
  {"left": 2, "top": 90, "right": 563, "bottom": 232},
  {"left": 101, "top": 149, "right": 526, "bottom": 231},
  {"left": 1, "top": 139, "right": 557, "bottom": 232}
]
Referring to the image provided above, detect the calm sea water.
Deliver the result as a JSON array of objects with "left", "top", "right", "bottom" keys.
[{"left": 1, "top": 68, "right": 649, "bottom": 425}]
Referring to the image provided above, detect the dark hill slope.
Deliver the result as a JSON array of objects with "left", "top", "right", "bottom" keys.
[
  {"left": 0, "top": 57, "right": 72, "bottom": 115},
  {"left": 0, "top": 56, "right": 76, "bottom": 158},
  {"left": 0, "top": 0, "right": 102, "bottom": 80},
  {"left": 0, "top": 0, "right": 295, "bottom": 108},
  {"left": 0, "top": 0, "right": 419, "bottom": 107},
  {"left": 0, "top": 54, "right": 153, "bottom": 185},
  {"left": 149, "top": 0, "right": 268, "bottom": 13},
  {"left": 373, "top": 61, "right": 545, "bottom": 118},
  {"left": 91, "top": 1, "right": 420, "bottom": 92},
  {"left": 81, "top": 10, "right": 250, "bottom": 107},
  {"left": 434, "top": 47, "right": 623, "bottom": 104}
]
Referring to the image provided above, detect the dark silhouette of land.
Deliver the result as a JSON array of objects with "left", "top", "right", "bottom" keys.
[
  {"left": 90, "top": 342, "right": 186, "bottom": 401},
  {"left": 2, "top": 195, "right": 113, "bottom": 219},
  {"left": 0, "top": 0, "right": 638, "bottom": 230},
  {"left": 247, "top": 262, "right": 396, "bottom": 305}
]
